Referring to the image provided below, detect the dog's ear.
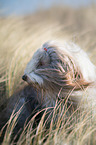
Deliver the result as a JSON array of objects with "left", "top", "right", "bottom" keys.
[{"left": 66, "top": 71, "right": 90, "bottom": 90}]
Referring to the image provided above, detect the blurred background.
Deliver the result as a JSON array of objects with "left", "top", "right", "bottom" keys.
[
  {"left": 0, "top": 0, "right": 96, "bottom": 106},
  {"left": 0, "top": 0, "right": 96, "bottom": 16}
]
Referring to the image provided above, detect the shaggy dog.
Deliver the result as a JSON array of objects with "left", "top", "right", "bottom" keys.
[
  {"left": 0, "top": 40, "right": 96, "bottom": 142},
  {"left": 22, "top": 40, "right": 96, "bottom": 110}
]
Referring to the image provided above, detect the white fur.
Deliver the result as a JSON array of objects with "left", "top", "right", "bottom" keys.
[
  {"left": 66, "top": 42, "right": 96, "bottom": 82},
  {"left": 25, "top": 72, "right": 43, "bottom": 86}
]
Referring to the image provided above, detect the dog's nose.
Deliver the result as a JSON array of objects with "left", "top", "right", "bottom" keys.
[{"left": 22, "top": 75, "right": 27, "bottom": 81}]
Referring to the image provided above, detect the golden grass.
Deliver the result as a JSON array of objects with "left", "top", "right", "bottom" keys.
[
  {"left": 0, "top": 5, "right": 96, "bottom": 144},
  {"left": 1, "top": 100, "right": 96, "bottom": 145}
]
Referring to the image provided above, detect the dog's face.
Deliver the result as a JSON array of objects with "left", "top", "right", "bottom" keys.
[{"left": 22, "top": 41, "right": 95, "bottom": 94}]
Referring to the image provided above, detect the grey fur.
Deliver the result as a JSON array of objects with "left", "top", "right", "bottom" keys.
[{"left": 24, "top": 40, "right": 96, "bottom": 109}]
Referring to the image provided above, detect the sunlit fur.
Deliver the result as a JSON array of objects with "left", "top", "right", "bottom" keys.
[{"left": 23, "top": 40, "right": 96, "bottom": 110}]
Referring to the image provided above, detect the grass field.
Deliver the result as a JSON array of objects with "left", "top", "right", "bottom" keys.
[{"left": 0, "top": 5, "right": 96, "bottom": 144}]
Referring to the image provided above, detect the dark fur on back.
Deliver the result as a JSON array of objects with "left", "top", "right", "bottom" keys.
[{"left": 0, "top": 85, "right": 42, "bottom": 142}]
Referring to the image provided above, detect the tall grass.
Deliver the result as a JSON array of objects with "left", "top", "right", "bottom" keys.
[
  {"left": 1, "top": 99, "right": 96, "bottom": 145},
  {"left": 0, "top": 5, "right": 96, "bottom": 144}
]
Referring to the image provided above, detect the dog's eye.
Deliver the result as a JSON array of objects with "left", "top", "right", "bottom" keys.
[
  {"left": 39, "top": 61, "right": 43, "bottom": 66},
  {"left": 37, "top": 61, "right": 44, "bottom": 68}
]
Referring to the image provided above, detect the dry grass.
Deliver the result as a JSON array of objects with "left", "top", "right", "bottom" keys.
[
  {"left": 1, "top": 100, "right": 96, "bottom": 145},
  {"left": 0, "top": 5, "right": 96, "bottom": 144}
]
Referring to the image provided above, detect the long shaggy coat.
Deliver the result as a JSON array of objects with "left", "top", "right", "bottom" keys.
[{"left": 23, "top": 41, "right": 96, "bottom": 110}]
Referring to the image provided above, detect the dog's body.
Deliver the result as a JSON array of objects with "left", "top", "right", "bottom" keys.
[
  {"left": 0, "top": 40, "right": 96, "bottom": 143},
  {"left": 23, "top": 40, "right": 96, "bottom": 110}
]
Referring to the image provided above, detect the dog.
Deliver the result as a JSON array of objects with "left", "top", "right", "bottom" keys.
[
  {"left": 22, "top": 40, "right": 96, "bottom": 111},
  {"left": 0, "top": 40, "right": 96, "bottom": 143}
]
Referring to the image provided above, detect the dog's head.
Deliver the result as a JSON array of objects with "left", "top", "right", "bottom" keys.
[{"left": 22, "top": 41, "right": 95, "bottom": 93}]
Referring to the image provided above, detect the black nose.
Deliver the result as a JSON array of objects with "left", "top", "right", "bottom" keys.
[{"left": 22, "top": 75, "right": 27, "bottom": 81}]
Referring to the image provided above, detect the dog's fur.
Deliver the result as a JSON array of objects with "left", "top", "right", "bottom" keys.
[
  {"left": 23, "top": 40, "right": 96, "bottom": 110},
  {"left": 0, "top": 85, "right": 43, "bottom": 142}
]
